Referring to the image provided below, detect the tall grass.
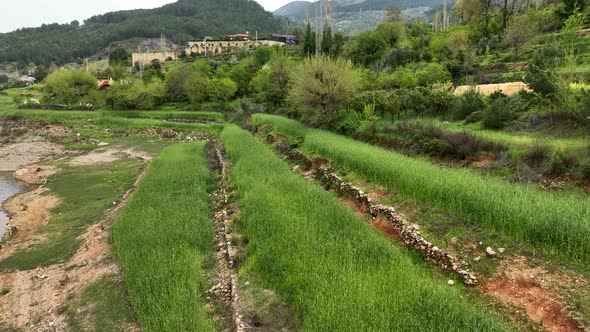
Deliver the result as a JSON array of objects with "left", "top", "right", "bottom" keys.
[
  {"left": 221, "top": 125, "right": 512, "bottom": 331},
  {"left": 252, "top": 114, "right": 590, "bottom": 263},
  {"left": 112, "top": 144, "right": 215, "bottom": 331}
]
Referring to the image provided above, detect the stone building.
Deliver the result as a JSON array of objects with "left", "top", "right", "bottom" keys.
[
  {"left": 185, "top": 40, "right": 285, "bottom": 56},
  {"left": 132, "top": 51, "right": 178, "bottom": 66}
]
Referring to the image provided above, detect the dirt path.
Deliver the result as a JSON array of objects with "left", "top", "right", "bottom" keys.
[{"left": 0, "top": 163, "right": 147, "bottom": 331}]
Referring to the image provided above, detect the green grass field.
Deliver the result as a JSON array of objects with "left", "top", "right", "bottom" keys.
[
  {"left": 111, "top": 143, "right": 216, "bottom": 331},
  {"left": 220, "top": 125, "right": 513, "bottom": 331},
  {"left": 252, "top": 114, "right": 590, "bottom": 264}
]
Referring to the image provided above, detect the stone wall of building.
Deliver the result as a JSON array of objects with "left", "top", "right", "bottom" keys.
[
  {"left": 131, "top": 52, "right": 177, "bottom": 66},
  {"left": 186, "top": 40, "right": 285, "bottom": 56}
]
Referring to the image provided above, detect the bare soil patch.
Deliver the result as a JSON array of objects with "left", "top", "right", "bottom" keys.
[
  {"left": 0, "top": 142, "right": 65, "bottom": 172},
  {"left": 371, "top": 216, "right": 402, "bottom": 241},
  {"left": 68, "top": 148, "right": 152, "bottom": 167},
  {"left": 482, "top": 256, "right": 585, "bottom": 332},
  {"left": 0, "top": 188, "right": 60, "bottom": 259}
]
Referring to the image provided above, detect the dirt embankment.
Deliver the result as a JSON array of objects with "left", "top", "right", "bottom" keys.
[{"left": 483, "top": 256, "right": 587, "bottom": 332}]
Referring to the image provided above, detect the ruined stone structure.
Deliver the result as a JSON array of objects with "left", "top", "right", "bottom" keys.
[
  {"left": 185, "top": 40, "right": 285, "bottom": 56},
  {"left": 131, "top": 51, "right": 177, "bottom": 66}
]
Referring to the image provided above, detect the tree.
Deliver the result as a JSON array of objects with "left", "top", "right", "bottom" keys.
[
  {"left": 143, "top": 68, "right": 165, "bottom": 83},
  {"left": 253, "top": 46, "right": 276, "bottom": 66},
  {"left": 184, "top": 73, "right": 209, "bottom": 104},
  {"left": 104, "top": 64, "right": 129, "bottom": 80},
  {"left": 127, "top": 80, "right": 166, "bottom": 110},
  {"left": 377, "top": 22, "right": 406, "bottom": 47},
  {"left": 109, "top": 47, "right": 131, "bottom": 67},
  {"left": 288, "top": 56, "right": 360, "bottom": 127},
  {"left": 43, "top": 69, "right": 97, "bottom": 105},
  {"left": 416, "top": 63, "right": 452, "bottom": 86},
  {"left": 207, "top": 78, "right": 237, "bottom": 105},
  {"left": 165, "top": 64, "right": 193, "bottom": 101},
  {"left": 344, "top": 31, "right": 389, "bottom": 67},
  {"left": 250, "top": 51, "right": 292, "bottom": 106},
  {"left": 494, "top": 0, "right": 519, "bottom": 30},
  {"left": 321, "top": 24, "right": 333, "bottom": 55},
  {"left": 303, "top": 22, "right": 317, "bottom": 57},
  {"left": 505, "top": 15, "right": 537, "bottom": 61},
  {"left": 332, "top": 32, "right": 346, "bottom": 57},
  {"left": 32, "top": 65, "right": 49, "bottom": 82}
]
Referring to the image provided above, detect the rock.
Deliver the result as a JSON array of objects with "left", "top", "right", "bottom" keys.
[
  {"left": 498, "top": 248, "right": 506, "bottom": 254},
  {"left": 15, "top": 168, "right": 29, "bottom": 177},
  {"left": 448, "top": 280, "right": 455, "bottom": 286},
  {"left": 411, "top": 223, "right": 420, "bottom": 230},
  {"left": 474, "top": 256, "right": 481, "bottom": 262},
  {"left": 97, "top": 142, "right": 109, "bottom": 147},
  {"left": 485, "top": 247, "right": 496, "bottom": 257}
]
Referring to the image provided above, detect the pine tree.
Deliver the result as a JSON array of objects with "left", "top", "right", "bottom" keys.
[
  {"left": 303, "top": 22, "right": 316, "bottom": 57},
  {"left": 321, "top": 25, "right": 333, "bottom": 56}
]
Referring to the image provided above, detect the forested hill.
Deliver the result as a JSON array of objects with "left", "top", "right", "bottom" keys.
[
  {"left": 0, "top": 0, "right": 285, "bottom": 66},
  {"left": 274, "top": 0, "right": 450, "bottom": 18}
]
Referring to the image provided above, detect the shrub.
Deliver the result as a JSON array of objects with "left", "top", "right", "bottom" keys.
[
  {"left": 451, "top": 90, "right": 484, "bottom": 121},
  {"left": 288, "top": 56, "right": 360, "bottom": 127},
  {"left": 550, "top": 150, "right": 578, "bottom": 175},
  {"left": 416, "top": 63, "right": 452, "bottom": 86},
  {"left": 482, "top": 97, "right": 513, "bottom": 129},
  {"left": 523, "top": 143, "right": 551, "bottom": 168},
  {"left": 207, "top": 78, "right": 237, "bottom": 105},
  {"left": 43, "top": 69, "right": 98, "bottom": 105}
]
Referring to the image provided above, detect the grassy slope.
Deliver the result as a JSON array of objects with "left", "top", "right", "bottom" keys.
[
  {"left": 0, "top": 159, "right": 143, "bottom": 271},
  {"left": 111, "top": 143, "right": 215, "bottom": 331},
  {"left": 251, "top": 114, "right": 590, "bottom": 264},
  {"left": 221, "top": 125, "right": 513, "bottom": 331}
]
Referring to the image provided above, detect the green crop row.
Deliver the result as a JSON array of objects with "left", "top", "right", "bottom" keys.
[
  {"left": 112, "top": 144, "right": 215, "bottom": 331},
  {"left": 220, "top": 125, "right": 512, "bottom": 331},
  {"left": 251, "top": 114, "right": 590, "bottom": 264}
]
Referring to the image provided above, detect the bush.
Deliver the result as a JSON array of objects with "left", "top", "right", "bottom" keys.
[
  {"left": 451, "top": 90, "right": 484, "bottom": 121},
  {"left": 207, "top": 78, "right": 237, "bottom": 105},
  {"left": 416, "top": 63, "right": 452, "bottom": 86},
  {"left": 550, "top": 150, "right": 578, "bottom": 175},
  {"left": 288, "top": 56, "right": 360, "bottom": 127},
  {"left": 43, "top": 69, "right": 98, "bottom": 105},
  {"left": 523, "top": 143, "right": 551, "bottom": 168},
  {"left": 482, "top": 97, "right": 514, "bottom": 129}
]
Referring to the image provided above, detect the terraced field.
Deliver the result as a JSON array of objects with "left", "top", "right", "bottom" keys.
[{"left": 0, "top": 108, "right": 588, "bottom": 331}]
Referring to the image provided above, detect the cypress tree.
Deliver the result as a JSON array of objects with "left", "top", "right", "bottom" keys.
[
  {"left": 303, "top": 22, "right": 316, "bottom": 57},
  {"left": 321, "top": 24, "right": 333, "bottom": 56}
]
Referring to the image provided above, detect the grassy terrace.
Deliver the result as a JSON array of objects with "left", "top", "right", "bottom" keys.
[
  {"left": 112, "top": 144, "right": 215, "bottom": 331},
  {"left": 251, "top": 114, "right": 590, "bottom": 264},
  {"left": 221, "top": 125, "right": 512, "bottom": 331},
  {"left": 0, "top": 109, "right": 225, "bottom": 133}
]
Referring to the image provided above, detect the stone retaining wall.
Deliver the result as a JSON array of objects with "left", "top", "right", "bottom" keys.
[{"left": 268, "top": 134, "right": 478, "bottom": 285}]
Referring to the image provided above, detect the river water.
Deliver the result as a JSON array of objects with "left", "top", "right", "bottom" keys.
[{"left": 0, "top": 172, "right": 23, "bottom": 239}]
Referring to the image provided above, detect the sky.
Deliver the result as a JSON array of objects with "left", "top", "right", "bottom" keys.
[{"left": 0, "top": 0, "right": 306, "bottom": 33}]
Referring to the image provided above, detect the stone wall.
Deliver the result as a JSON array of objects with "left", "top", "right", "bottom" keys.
[
  {"left": 271, "top": 135, "right": 479, "bottom": 286},
  {"left": 186, "top": 40, "right": 285, "bottom": 56},
  {"left": 131, "top": 52, "right": 177, "bottom": 65}
]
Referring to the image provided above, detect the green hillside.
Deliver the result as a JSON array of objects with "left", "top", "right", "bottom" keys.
[{"left": 0, "top": 0, "right": 285, "bottom": 66}]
